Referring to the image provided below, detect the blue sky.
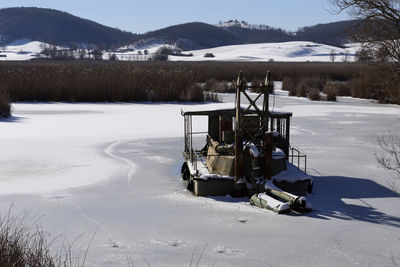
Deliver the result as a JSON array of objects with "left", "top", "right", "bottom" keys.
[{"left": 1, "top": 0, "right": 351, "bottom": 33}]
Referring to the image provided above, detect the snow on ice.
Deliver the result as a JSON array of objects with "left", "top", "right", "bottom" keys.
[{"left": 0, "top": 83, "right": 399, "bottom": 266}]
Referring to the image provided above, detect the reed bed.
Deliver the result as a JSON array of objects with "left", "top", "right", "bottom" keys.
[{"left": 0, "top": 61, "right": 389, "bottom": 104}]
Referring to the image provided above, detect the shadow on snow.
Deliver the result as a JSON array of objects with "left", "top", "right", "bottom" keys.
[
  {"left": 308, "top": 176, "right": 400, "bottom": 228},
  {"left": 0, "top": 116, "right": 23, "bottom": 123}
]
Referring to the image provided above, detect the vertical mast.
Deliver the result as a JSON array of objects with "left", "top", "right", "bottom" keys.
[
  {"left": 234, "top": 71, "right": 273, "bottom": 182},
  {"left": 234, "top": 71, "right": 244, "bottom": 183}
]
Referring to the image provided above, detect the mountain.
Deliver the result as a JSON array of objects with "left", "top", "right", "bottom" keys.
[
  {"left": 0, "top": 7, "right": 356, "bottom": 51},
  {"left": 295, "top": 20, "right": 358, "bottom": 46},
  {"left": 215, "top": 20, "right": 357, "bottom": 47},
  {"left": 137, "top": 22, "right": 240, "bottom": 50},
  {"left": 0, "top": 7, "right": 134, "bottom": 48},
  {"left": 136, "top": 20, "right": 356, "bottom": 51},
  {"left": 216, "top": 21, "right": 293, "bottom": 44}
]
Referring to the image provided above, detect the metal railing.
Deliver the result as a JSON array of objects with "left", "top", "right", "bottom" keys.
[
  {"left": 289, "top": 146, "right": 307, "bottom": 174},
  {"left": 184, "top": 115, "right": 208, "bottom": 176}
]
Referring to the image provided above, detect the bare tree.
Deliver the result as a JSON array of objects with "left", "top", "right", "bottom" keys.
[
  {"left": 376, "top": 134, "right": 400, "bottom": 178},
  {"left": 330, "top": 49, "right": 336, "bottom": 62},
  {"left": 331, "top": 1, "right": 400, "bottom": 178},
  {"left": 331, "top": 0, "right": 400, "bottom": 70},
  {"left": 343, "top": 49, "right": 349, "bottom": 62}
]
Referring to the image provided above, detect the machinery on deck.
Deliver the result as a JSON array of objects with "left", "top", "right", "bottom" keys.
[{"left": 181, "top": 72, "right": 312, "bottom": 213}]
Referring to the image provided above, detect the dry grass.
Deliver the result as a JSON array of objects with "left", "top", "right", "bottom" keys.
[
  {"left": 1, "top": 61, "right": 396, "bottom": 104},
  {"left": 0, "top": 207, "right": 91, "bottom": 267},
  {"left": 0, "top": 210, "right": 55, "bottom": 266},
  {"left": 308, "top": 88, "right": 322, "bottom": 101},
  {"left": 203, "top": 79, "right": 235, "bottom": 93},
  {"left": 323, "top": 83, "right": 338, "bottom": 101},
  {"left": 281, "top": 63, "right": 399, "bottom": 104},
  {"left": 0, "top": 61, "right": 362, "bottom": 103},
  {"left": 0, "top": 86, "right": 11, "bottom": 118}
]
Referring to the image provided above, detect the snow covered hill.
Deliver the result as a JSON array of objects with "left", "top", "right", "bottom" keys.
[
  {"left": 1, "top": 40, "right": 360, "bottom": 62},
  {"left": 169, "top": 41, "right": 360, "bottom": 62},
  {"left": 0, "top": 39, "right": 44, "bottom": 60}
]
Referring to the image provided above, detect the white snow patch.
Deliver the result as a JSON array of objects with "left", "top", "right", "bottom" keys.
[
  {"left": 146, "top": 155, "right": 173, "bottom": 163},
  {"left": 273, "top": 162, "right": 312, "bottom": 183}
]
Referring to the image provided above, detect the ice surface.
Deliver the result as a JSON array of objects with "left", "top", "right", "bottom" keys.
[{"left": 0, "top": 83, "right": 399, "bottom": 266}]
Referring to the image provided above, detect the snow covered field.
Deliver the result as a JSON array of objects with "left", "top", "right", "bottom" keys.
[
  {"left": 0, "top": 39, "right": 46, "bottom": 60},
  {"left": 0, "top": 84, "right": 399, "bottom": 266},
  {"left": 169, "top": 42, "right": 360, "bottom": 62},
  {"left": 0, "top": 39, "right": 360, "bottom": 62}
]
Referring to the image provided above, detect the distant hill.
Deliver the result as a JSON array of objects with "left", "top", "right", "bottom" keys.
[
  {"left": 137, "top": 22, "right": 240, "bottom": 50},
  {"left": 0, "top": 7, "right": 134, "bottom": 48},
  {"left": 137, "top": 20, "right": 356, "bottom": 50},
  {"left": 216, "top": 20, "right": 357, "bottom": 47},
  {"left": 295, "top": 20, "right": 358, "bottom": 46},
  {"left": 0, "top": 7, "right": 357, "bottom": 51},
  {"left": 219, "top": 25, "right": 292, "bottom": 44}
]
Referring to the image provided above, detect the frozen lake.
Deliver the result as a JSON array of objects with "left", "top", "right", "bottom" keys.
[{"left": 0, "top": 83, "right": 399, "bottom": 266}]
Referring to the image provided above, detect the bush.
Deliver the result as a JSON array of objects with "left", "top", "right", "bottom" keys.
[
  {"left": 0, "top": 87, "right": 10, "bottom": 118},
  {"left": 308, "top": 88, "right": 321, "bottom": 101},
  {"left": 204, "top": 53, "right": 215, "bottom": 58},
  {"left": 250, "top": 79, "right": 275, "bottom": 93},
  {"left": 203, "top": 79, "right": 218, "bottom": 91},
  {"left": 296, "top": 79, "right": 309, "bottom": 97},
  {"left": 282, "top": 77, "right": 297, "bottom": 95},
  {"left": 347, "top": 66, "right": 400, "bottom": 104},
  {"left": 283, "top": 76, "right": 327, "bottom": 99},
  {"left": 324, "top": 83, "right": 338, "bottom": 101},
  {"left": 204, "top": 92, "right": 221, "bottom": 102},
  {"left": 203, "top": 79, "right": 235, "bottom": 93},
  {"left": 153, "top": 46, "right": 173, "bottom": 61},
  {"left": 185, "top": 83, "right": 204, "bottom": 102},
  {"left": 326, "top": 82, "right": 351, "bottom": 96}
]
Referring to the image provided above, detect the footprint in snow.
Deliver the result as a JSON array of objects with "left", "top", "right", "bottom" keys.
[
  {"left": 45, "top": 192, "right": 71, "bottom": 201},
  {"left": 151, "top": 239, "right": 188, "bottom": 247},
  {"left": 237, "top": 218, "right": 249, "bottom": 224},
  {"left": 214, "top": 246, "right": 240, "bottom": 255}
]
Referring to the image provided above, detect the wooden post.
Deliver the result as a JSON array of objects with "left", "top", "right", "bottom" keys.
[
  {"left": 285, "top": 117, "right": 290, "bottom": 160},
  {"left": 235, "top": 129, "right": 243, "bottom": 182},
  {"left": 264, "top": 132, "right": 273, "bottom": 180},
  {"left": 235, "top": 71, "right": 243, "bottom": 182}
]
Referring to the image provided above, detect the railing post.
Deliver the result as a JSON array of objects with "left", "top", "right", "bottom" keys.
[
  {"left": 235, "top": 129, "right": 244, "bottom": 182},
  {"left": 291, "top": 148, "right": 294, "bottom": 164},
  {"left": 264, "top": 132, "right": 273, "bottom": 180},
  {"left": 305, "top": 155, "right": 307, "bottom": 174},
  {"left": 297, "top": 150, "right": 300, "bottom": 170}
]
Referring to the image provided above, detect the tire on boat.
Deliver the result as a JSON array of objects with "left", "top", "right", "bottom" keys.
[
  {"left": 181, "top": 163, "right": 194, "bottom": 191},
  {"left": 307, "top": 181, "right": 313, "bottom": 194},
  {"left": 181, "top": 163, "right": 189, "bottom": 180}
]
